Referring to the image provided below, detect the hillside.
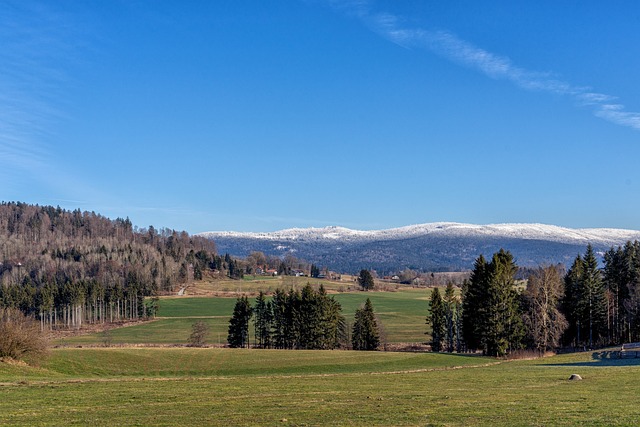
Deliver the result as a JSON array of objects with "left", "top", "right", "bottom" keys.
[
  {"left": 0, "top": 202, "right": 218, "bottom": 327},
  {"left": 199, "top": 222, "right": 640, "bottom": 272}
]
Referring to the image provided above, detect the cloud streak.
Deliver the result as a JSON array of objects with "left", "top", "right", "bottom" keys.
[
  {"left": 328, "top": 0, "right": 640, "bottom": 131},
  {"left": 0, "top": 1, "right": 76, "bottom": 184}
]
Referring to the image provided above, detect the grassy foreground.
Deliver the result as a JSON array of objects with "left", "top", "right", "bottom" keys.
[{"left": 1, "top": 348, "right": 639, "bottom": 426}]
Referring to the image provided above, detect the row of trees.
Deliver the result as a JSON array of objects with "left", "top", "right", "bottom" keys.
[
  {"left": 429, "top": 242, "right": 640, "bottom": 356},
  {"left": 227, "top": 285, "right": 380, "bottom": 350}
]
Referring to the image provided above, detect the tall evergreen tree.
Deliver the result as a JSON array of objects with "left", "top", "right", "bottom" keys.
[
  {"left": 271, "top": 288, "right": 288, "bottom": 349},
  {"left": 483, "top": 249, "right": 524, "bottom": 356},
  {"left": 461, "top": 250, "right": 524, "bottom": 356},
  {"left": 227, "top": 296, "right": 253, "bottom": 348},
  {"left": 352, "top": 298, "right": 380, "bottom": 350},
  {"left": 461, "top": 256, "right": 489, "bottom": 352},
  {"left": 581, "top": 244, "right": 608, "bottom": 347},
  {"left": 428, "top": 287, "right": 446, "bottom": 352},
  {"left": 254, "top": 291, "right": 272, "bottom": 348},
  {"left": 358, "top": 269, "right": 375, "bottom": 291},
  {"left": 444, "top": 283, "right": 458, "bottom": 352}
]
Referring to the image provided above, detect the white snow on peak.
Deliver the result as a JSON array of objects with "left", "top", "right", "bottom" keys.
[{"left": 198, "top": 222, "right": 640, "bottom": 246}]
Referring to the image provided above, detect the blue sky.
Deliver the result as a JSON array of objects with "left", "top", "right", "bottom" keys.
[{"left": 2, "top": 0, "right": 640, "bottom": 233}]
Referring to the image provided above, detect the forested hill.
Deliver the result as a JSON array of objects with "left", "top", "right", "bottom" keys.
[{"left": 0, "top": 202, "right": 218, "bottom": 328}]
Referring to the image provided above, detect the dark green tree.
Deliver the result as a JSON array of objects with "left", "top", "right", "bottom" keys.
[
  {"left": 271, "top": 288, "right": 288, "bottom": 349},
  {"left": 444, "top": 283, "right": 458, "bottom": 352},
  {"left": 461, "top": 256, "right": 489, "bottom": 352},
  {"left": 352, "top": 298, "right": 380, "bottom": 350},
  {"left": 483, "top": 249, "right": 524, "bottom": 356},
  {"left": 461, "top": 250, "right": 524, "bottom": 356},
  {"left": 227, "top": 296, "right": 253, "bottom": 348},
  {"left": 358, "top": 269, "right": 375, "bottom": 291},
  {"left": 254, "top": 291, "right": 273, "bottom": 348},
  {"left": 310, "top": 264, "right": 320, "bottom": 278},
  {"left": 581, "top": 245, "right": 607, "bottom": 347},
  {"left": 427, "top": 287, "right": 446, "bottom": 352}
]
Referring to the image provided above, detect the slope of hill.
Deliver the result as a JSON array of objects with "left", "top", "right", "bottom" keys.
[{"left": 199, "top": 223, "right": 640, "bottom": 272}]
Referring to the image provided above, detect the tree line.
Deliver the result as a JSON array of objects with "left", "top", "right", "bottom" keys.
[
  {"left": 227, "top": 284, "right": 380, "bottom": 350},
  {"left": 429, "top": 242, "right": 640, "bottom": 356}
]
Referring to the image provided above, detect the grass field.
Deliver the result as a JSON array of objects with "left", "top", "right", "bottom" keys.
[
  {"left": 58, "top": 288, "right": 431, "bottom": 346},
  {"left": 1, "top": 347, "right": 639, "bottom": 426}
]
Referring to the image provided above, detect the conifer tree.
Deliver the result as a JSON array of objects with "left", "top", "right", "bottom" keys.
[
  {"left": 254, "top": 291, "right": 272, "bottom": 348},
  {"left": 358, "top": 269, "right": 375, "bottom": 291},
  {"left": 444, "top": 283, "right": 458, "bottom": 352},
  {"left": 227, "top": 296, "right": 253, "bottom": 348},
  {"left": 352, "top": 298, "right": 380, "bottom": 350},
  {"left": 581, "top": 245, "right": 607, "bottom": 347},
  {"left": 428, "top": 287, "right": 446, "bottom": 352},
  {"left": 461, "top": 250, "right": 523, "bottom": 356},
  {"left": 461, "top": 256, "right": 489, "bottom": 352}
]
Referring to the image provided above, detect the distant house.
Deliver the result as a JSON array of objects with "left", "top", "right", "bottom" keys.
[
  {"left": 255, "top": 267, "right": 264, "bottom": 275},
  {"left": 292, "top": 269, "right": 306, "bottom": 277},
  {"left": 391, "top": 275, "right": 400, "bottom": 281},
  {"left": 266, "top": 269, "right": 278, "bottom": 276}
]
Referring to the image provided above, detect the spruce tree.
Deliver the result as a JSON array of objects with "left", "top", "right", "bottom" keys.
[
  {"left": 483, "top": 249, "right": 524, "bottom": 357},
  {"left": 254, "top": 291, "right": 272, "bottom": 348},
  {"left": 563, "top": 254, "right": 584, "bottom": 346},
  {"left": 352, "top": 298, "right": 380, "bottom": 350},
  {"left": 227, "top": 296, "right": 253, "bottom": 348},
  {"left": 581, "top": 244, "right": 607, "bottom": 347},
  {"left": 428, "top": 287, "right": 446, "bottom": 352},
  {"left": 461, "top": 256, "right": 489, "bottom": 352},
  {"left": 358, "top": 269, "right": 375, "bottom": 291},
  {"left": 444, "top": 283, "right": 457, "bottom": 352}
]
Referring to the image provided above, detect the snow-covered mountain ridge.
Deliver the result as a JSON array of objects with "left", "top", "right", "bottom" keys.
[
  {"left": 199, "top": 222, "right": 640, "bottom": 247},
  {"left": 198, "top": 223, "right": 640, "bottom": 272}
]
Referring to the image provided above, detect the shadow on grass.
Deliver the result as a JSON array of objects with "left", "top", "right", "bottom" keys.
[{"left": 541, "top": 350, "right": 640, "bottom": 367}]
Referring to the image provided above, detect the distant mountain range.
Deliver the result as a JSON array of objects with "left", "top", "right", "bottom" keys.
[{"left": 198, "top": 223, "right": 640, "bottom": 273}]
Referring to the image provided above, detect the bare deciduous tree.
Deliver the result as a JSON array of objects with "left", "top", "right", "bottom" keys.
[{"left": 523, "top": 265, "right": 568, "bottom": 351}]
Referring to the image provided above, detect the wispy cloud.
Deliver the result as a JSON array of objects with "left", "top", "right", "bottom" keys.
[
  {"left": 0, "top": 1, "right": 76, "bottom": 184},
  {"left": 326, "top": 0, "right": 640, "bottom": 131}
]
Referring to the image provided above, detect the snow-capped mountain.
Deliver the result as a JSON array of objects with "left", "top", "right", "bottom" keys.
[{"left": 198, "top": 223, "right": 640, "bottom": 273}]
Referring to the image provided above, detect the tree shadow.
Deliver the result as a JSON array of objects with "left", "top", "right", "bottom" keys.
[{"left": 541, "top": 351, "right": 640, "bottom": 367}]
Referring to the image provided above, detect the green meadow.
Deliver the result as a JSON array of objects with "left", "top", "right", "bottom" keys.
[
  {"left": 59, "top": 289, "right": 431, "bottom": 346},
  {"left": 1, "top": 347, "right": 639, "bottom": 426}
]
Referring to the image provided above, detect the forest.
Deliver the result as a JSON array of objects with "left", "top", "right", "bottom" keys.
[
  {"left": 429, "top": 243, "right": 640, "bottom": 356},
  {"left": 0, "top": 202, "right": 221, "bottom": 328}
]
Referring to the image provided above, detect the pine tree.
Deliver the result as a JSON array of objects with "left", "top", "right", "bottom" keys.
[
  {"left": 358, "top": 269, "right": 375, "bottom": 291},
  {"left": 428, "top": 287, "right": 446, "bottom": 352},
  {"left": 227, "top": 296, "right": 253, "bottom": 348},
  {"left": 254, "top": 291, "right": 272, "bottom": 348},
  {"left": 444, "top": 283, "right": 457, "bottom": 352},
  {"left": 352, "top": 298, "right": 380, "bottom": 350},
  {"left": 582, "top": 244, "right": 607, "bottom": 347},
  {"left": 461, "top": 250, "right": 524, "bottom": 356},
  {"left": 483, "top": 249, "right": 524, "bottom": 357},
  {"left": 461, "top": 256, "right": 489, "bottom": 352},
  {"left": 271, "top": 288, "right": 288, "bottom": 349},
  {"left": 310, "top": 264, "right": 320, "bottom": 278},
  {"left": 563, "top": 254, "right": 584, "bottom": 346}
]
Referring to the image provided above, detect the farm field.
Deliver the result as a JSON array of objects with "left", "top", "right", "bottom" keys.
[
  {"left": 58, "top": 288, "right": 431, "bottom": 346},
  {"left": 1, "top": 347, "right": 639, "bottom": 426}
]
